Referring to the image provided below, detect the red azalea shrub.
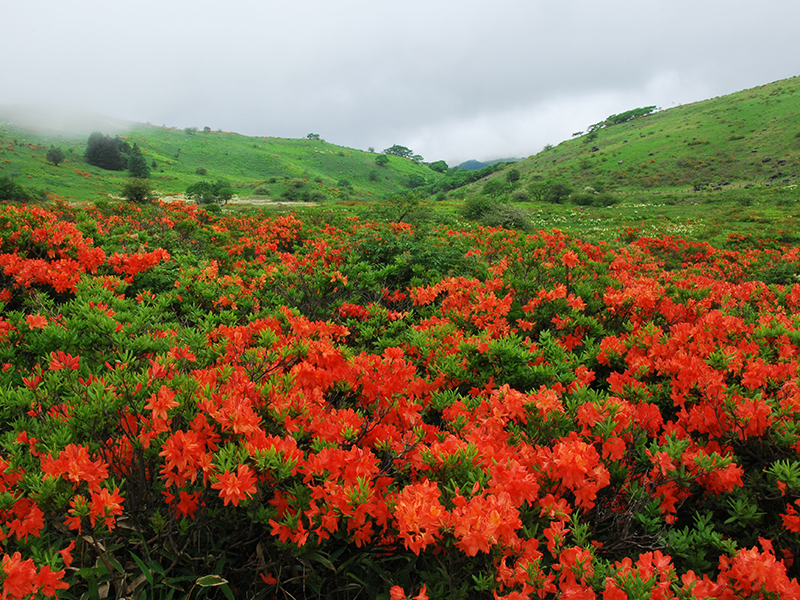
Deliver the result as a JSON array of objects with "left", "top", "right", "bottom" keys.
[{"left": 0, "top": 200, "right": 800, "bottom": 598}]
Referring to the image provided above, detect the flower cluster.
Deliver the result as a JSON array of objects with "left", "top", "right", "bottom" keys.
[{"left": 0, "top": 200, "right": 799, "bottom": 598}]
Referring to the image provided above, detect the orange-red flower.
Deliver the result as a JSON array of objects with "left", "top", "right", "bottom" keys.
[{"left": 212, "top": 464, "right": 257, "bottom": 506}]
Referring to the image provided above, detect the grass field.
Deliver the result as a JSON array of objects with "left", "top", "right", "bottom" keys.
[
  {"left": 0, "top": 121, "right": 445, "bottom": 203},
  {"left": 501, "top": 75, "right": 800, "bottom": 192}
]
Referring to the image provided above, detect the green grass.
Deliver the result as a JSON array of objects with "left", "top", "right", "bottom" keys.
[
  {"left": 0, "top": 123, "right": 445, "bottom": 203},
  {"left": 429, "top": 75, "right": 800, "bottom": 245},
  {"left": 472, "top": 75, "right": 800, "bottom": 194}
]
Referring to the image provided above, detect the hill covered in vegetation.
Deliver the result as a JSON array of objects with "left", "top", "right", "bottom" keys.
[
  {"left": 0, "top": 116, "right": 448, "bottom": 203},
  {"left": 496, "top": 76, "right": 800, "bottom": 193}
]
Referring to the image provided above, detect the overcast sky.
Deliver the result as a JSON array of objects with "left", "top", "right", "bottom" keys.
[{"left": 2, "top": 0, "right": 799, "bottom": 165}]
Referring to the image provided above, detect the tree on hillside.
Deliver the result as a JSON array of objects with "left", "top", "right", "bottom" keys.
[
  {"left": 587, "top": 106, "right": 658, "bottom": 136},
  {"left": 128, "top": 143, "right": 150, "bottom": 179},
  {"left": 375, "top": 154, "right": 390, "bottom": 167},
  {"left": 506, "top": 168, "right": 521, "bottom": 184},
  {"left": 384, "top": 145, "right": 413, "bottom": 159},
  {"left": 407, "top": 174, "right": 426, "bottom": 189},
  {"left": 482, "top": 179, "right": 508, "bottom": 198},
  {"left": 46, "top": 146, "right": 65, "bottom": 167},
  {"left": 429, "top": 160, "right": 448, "bottom": 173},
  {"left": 527, "top": 177, "right": 548, "bottom": 202},
  {"left": 85, "top": 132, "right": 129, "bottom": 171},
  {"left": 306, "top": 133, "right": 321, "bottom": 140}
]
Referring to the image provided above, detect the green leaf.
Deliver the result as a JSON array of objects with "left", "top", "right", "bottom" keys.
[
  {"left": 220, "top": 583, "right": 235, "bottom": 600},
  {"left": 196, "top": 575, "right": 228, "bottom": 587},
  {"left": 129, "top": 552, "right": 153, "bottom": 586}
]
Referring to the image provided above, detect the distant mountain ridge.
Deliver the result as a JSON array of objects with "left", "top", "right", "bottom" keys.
[{"left": 457, "top": 158, "right": 522, "bottom": 171}]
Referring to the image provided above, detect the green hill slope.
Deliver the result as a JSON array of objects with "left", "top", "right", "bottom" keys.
[
  {"left": 500, "top": 75, "right": 800, "bottom": 193},
  {"left": 0, "top": 115, "right": 443, "bottom": 203}
]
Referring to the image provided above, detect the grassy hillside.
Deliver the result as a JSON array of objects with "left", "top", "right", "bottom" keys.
[
  {"left": 506, "top": 76, "right": 800, "bottom": 192},
  {"left": 434, "top": 76, "right": 800, "bottom": 247},
  {"left": 0, "top": 118, "right": 444, "bottom": 203}
]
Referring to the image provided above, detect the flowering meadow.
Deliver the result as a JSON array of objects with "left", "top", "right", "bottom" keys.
[{"left": 2, "top": 199, "right": 800, "bottom": 599}]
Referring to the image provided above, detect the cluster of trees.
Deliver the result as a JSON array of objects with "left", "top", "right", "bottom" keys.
[
  {"left": 425, "top": 162, "right": 511, "bottom": 195},
  {"left": 185, "top": 180, "right": 234, "bottom": 205},
  {"left": 383, "top": 145, "right": 424, "bottom": 163},
  {"left": 459, "top": 168, "right": 621, "bottom": 231},
  {"left": 280, "top": 179, "right": 326, "bottom": 203},
  {"left": 586, "top": 106, "right": 658, "bottom": 136},
  {"left": 85, "top": 133, "right": 150, "bottom": 178}
]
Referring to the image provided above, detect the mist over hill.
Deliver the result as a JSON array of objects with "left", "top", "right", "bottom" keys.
[{"left": 0, "top": 105, "right": 133, "bottom": 138}]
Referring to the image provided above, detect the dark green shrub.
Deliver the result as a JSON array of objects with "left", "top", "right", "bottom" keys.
[
  {"left": 544, "top": 181, "right": 572, "bottom": 203},
  {"left": 479, "top": 203, "right": 532, "bottom": 231},
  {"left": 407, "top": 174, "right": 425, "bottom": 189},
  {"left": 127, "top": 143, "right": 149, "bottom": 179},
  {"left": 121, "top": 178, "right": 152, "bottom": 204},
  {"left": 482, "top": 179, "right": 508, "bottom": 198},
  {"left": 462, "top": 194, "right": 500, "bottom": 220},
  {"left": 186, "top": 180, "right": 233, "bottom": 205},
  {"left": 511, "top": 188, "right": 530, "bottom": 202},
  {"left": 0, "top": 175, "right": 33, "bottom": 202}
]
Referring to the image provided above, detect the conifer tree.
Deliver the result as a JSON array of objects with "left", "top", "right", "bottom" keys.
[
  {"left": 128, "top": 143, "right": 150, "bottom": 179},
  {"left": 46, "top": 145, "right": 65, "bottom": 167}
]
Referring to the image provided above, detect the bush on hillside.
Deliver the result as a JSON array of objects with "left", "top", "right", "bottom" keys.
[
  {"left": 482, "top": 179, "right": 509, "bottom": 198},
  {"left": 186, "top": 179, "right": 234, "bottom": 205},
  {"left": 279, "top": 179, "right": 326, "bottom": 203},
  {"left": 121, "top": 178, "right": 152, "bottom": 203},
  {"left": 462, "top": 194, "right": 505, "bottom": 220},
  {"left": 543, "top": 181, "right": 573, "bottom": 203},
  {"left": 0, "top": 175, "right": 33, "bottom": 201},
  {"left": 511, "top": 188, "right": 530, "bottom": 202},
  {"left": 479, "top": 203, "right": 532, "bottom": 231}
]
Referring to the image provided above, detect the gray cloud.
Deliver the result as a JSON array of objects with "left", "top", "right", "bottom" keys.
[{"left": 2, "top": 0, "right": 798, "bottom": 164}]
